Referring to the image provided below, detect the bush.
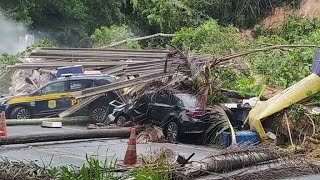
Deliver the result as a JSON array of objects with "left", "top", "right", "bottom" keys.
[{"left": 91, "top": 25, "right": 140, "bottom": 49}]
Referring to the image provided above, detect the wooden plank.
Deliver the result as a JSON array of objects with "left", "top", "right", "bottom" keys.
[
  {"left": 59, "top": 95, "right": 102, "bottom": 118},
  {"left": 34, "top": 47, "right": 172, "bottom": 53},
  {"left": 7, "top": 60, "right": 172, "bottom": 70},
  {"left": 102, "top": 65, "right": 127, "bottom": 75},
  {"left": 74, "top": 72, "right": 171, "bottom": 99}
]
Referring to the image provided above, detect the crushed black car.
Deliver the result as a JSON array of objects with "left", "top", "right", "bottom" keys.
[{"left": 113, "top": 91, "right": 218, "bottom": 141}]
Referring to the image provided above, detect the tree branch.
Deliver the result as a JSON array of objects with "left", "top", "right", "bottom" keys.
[
  {"left": 101, "top": 33, "right": 175, "bottom": 48},
  {"left": 215, "top": 45, "right": 320, "bottom": 65}
]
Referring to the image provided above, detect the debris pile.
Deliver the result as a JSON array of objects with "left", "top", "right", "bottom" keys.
[
  {"left": 10, "top": 69, "right": 51, "bottom": 95},
  {"left": 136, "top": 126, "right": 165, "bottom": 143}
]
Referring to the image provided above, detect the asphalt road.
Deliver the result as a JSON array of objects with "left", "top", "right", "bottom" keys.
[
  {"left": 1, "top": 125, "right": 320, "bottom": 179},
  {"left": 1, "top": 125, "right": 220, "bottom": 167}
]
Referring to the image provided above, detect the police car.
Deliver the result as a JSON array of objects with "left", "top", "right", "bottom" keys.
[{"left": 0, "top": 75, "right": 119, "bottom": 122}]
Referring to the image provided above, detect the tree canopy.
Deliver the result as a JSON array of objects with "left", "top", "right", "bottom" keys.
[{"left": 0, "top": 0, "right": 300, "bottom": 46}]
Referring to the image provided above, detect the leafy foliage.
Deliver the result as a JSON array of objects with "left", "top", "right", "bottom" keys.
[
  {"left": 0, "top": 54, "right": 17, "bottom": 72},
  {"left": 91, "top": 25, "right": 140, "bottom": 49},
  {"left": 172, "top": 20, "right": 242, "bottom": 56},
  {"left": 247, "top": 17, "right": 320, "bottom": 88},
  {"left": 171, "top": 15, "right": 320, "bottom": 99},
  {"left": 130, "top": 0, "right": 194, "bottom": 33},
  {"left": 288, "top": 104, "right": 305, "bottom": 121},
  {"left": 0, "top": 0, "right": 124, "bottom": 46},
  {"left": 134, "top": 154, "right": 171, "bottom": 180},
  {"left": 0, "top": 39, "right": 54, "bottom": 73}
]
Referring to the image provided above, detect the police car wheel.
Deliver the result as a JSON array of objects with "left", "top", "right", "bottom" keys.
[
  {"left": 89, "top": 105, "right": 108, "bottom": 123},
  {"left": 10, "top": 107, "right": 32, "bottom": 119}
]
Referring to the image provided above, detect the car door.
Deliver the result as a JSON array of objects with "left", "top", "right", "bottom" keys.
[
  {"left": 34, "top": 81, "right": 70, "bottom": 117},
  {"left": 68, "top": 79, "right": 93, "bottom": 115},
  {"left": 148, "top": 92, "right": 178, "bottom": 125}
]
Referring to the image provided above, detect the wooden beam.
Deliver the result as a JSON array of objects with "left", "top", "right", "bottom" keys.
[
  {"left": 74, "top": 72, "right": 171, "bottom": 99},
  {"left": 59, "top": 95, "right": 102, "bottom": 118},
  {"left": 6, "top": 116, "right": 89, "bottom": 126},
  {"left": 0, "top": 128, "right": 131, "bottom": 145}
]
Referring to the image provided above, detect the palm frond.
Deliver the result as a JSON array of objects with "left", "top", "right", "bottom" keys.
[{"left": 202, "top": 105, "right": 236, "bottom": 146}]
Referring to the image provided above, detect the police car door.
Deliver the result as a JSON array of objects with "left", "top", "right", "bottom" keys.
[
  {"left": 35, "top": 81, "right": 70, "bottom": 117},
  {"left": 69, "top": 79, "right": 93, "bottom": 114}
]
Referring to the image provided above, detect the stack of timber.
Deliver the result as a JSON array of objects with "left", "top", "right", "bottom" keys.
[{"left": 7, "top": 48, "right": 196, "bottom": 76}]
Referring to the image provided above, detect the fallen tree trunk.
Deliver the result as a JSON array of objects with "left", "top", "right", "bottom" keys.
[
  {"left": 6, "top": 116, "right": 90, "bottom": 126},
  {"left": 0, "top": 128, "right": 131, "bottom": 145},
  {"left": 184, "top": 149, "right": 282, "bottom": 178}
]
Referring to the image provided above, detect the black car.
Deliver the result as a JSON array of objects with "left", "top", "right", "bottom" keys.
[
  {"left": 114, "top": 91, "right": 215, "bottom": 141},
  {"left": 0, "top": 75, "right": 119, "bottom": 122}
]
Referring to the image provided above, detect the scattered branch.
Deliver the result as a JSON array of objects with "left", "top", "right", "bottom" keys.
[
  {"left": 102, "top": 33, "right": 175, "bottom": 48},
  {"left": 305, "top": 113, "right": 316, "bottom": 138},
  {"left": 215, "top": 45, "right": 320, "bottom": 65},
  {"left": 284, "top": 113, "right": 294, "bottom": 147}
]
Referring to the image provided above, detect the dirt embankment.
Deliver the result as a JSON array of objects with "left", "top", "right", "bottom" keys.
[
  {"left": 262, "top": 0, "right": 320, "bottom": 29},
  {"left": 298, "top": 0, "right": 320, "bottom": 18}
]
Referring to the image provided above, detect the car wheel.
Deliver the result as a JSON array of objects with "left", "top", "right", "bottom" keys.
[
  {"left": 166, "top": 122, "right": 179, "bottom": 142},
  {"left": 115, "top": 115, "right": 128, "bottom": 127},
  {"left": 10, "top": 107, "right": 32, "bottom": 119},
  {"left": 89, "top": 105, "right": 109, "bottom": 123}
]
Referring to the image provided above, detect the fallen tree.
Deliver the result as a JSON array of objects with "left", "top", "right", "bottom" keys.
[
  {"left": 0, "top": 128, "right": 131, "bottom": 145},
  {"left": 183, "top": 148, "right": 282, "bottom": 178}
]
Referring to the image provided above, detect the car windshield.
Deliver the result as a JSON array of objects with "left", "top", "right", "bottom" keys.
[{"left": 175, "top": 94, "right": 198, "bottom": 109}]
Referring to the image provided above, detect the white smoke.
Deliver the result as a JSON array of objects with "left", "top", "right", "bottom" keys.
[{"left": 0, "top": 10, "right": 27, "bottom": 54}]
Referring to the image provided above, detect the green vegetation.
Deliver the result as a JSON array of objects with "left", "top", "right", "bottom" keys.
[
  {"left": 0, "top": 154, "right": 175, "bottom": 180},
  {"left": 134, "top": 155, "right": 171, "bottom": 180},
  {"left": 0, "top": 39, "right": 54, "bottom": 73},
  {"left": 51, "top": 155, "right": 119, "bottom": 180},
  {"left": 0, "top": 54, "right": 17, "bottom": 72},
  {"left": 170, "top": 16, "right": 320, "bottom": 98},
  {"left": 0, "top": 0, "right": 301, "bottom": 47},
  {"left": 91, "top": 25, "right": 140, "bottom": 49}
]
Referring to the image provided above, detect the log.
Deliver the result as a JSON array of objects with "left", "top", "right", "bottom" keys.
[
  {"left": 6, "top": 116, "right": 90, "bottom": 126},
  {"left": 0, "top": 128, "right": 131, "bottom": 145},
  {"left": 184, "top": 151, "right": 280, "bottom": 177}
]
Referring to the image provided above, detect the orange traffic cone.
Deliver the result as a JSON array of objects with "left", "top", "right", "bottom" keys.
[
  {"left": 0, "top": 112, "right": 7, "bottom": 137},
  {"left": 124, "top": 127, "right": 137, "bottom": 166}
]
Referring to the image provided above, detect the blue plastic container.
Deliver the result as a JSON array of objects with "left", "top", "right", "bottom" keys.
[
  {"left": 218, "top": 131, "right": 260, "bottom": 149},
  {"left": 56, "top": 65, "right": 84, "bottom": 77}
]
